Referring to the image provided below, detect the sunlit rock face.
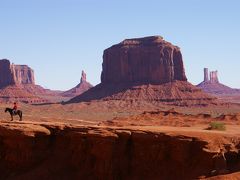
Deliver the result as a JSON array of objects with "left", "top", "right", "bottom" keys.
[{"left": 101, "top": 36, "right": 187, "bottom": 85}]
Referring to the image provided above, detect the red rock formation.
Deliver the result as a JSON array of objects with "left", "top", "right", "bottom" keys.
[
  {"left": 0, "top": 59, "right": 64, "bottom": 103},
  {"left": 101, "top": 36, "right": 187, "bottom": 84},
  {"left": 197, "top": 68, "right": 240, "bottom": 96},
  {"left": 68, "top": 36, "right": 216, "bottom": 106},
  {"left": 0, "top": 85, "right": 46, "bottom": 103},
  {"left": 0, "top": 59, "right": 35, "bottom": 87},
  {"left": 12, "top": 64, "right": 35, "bottom": 85},
  {"left": 0, "top": 122, "right": 240, "bottom": 179},
  {"left": 62, "top": 70, "right": 93, "bottom": 97},
  {"left": 0, "top": 59, "right": 15, "bottom": 88},
  {"left": 204, "top": 68, "right": 209, "bottom": 82},
  {"left": 210, "top": 71, "right": 219, "bottom": 83}
]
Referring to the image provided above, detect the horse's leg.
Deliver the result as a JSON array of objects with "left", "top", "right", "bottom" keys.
[
  {"left": 19, "top": 112, "right": 22, "bottom": 121},
  {"left": 11, "top": 114, "right": 13, "bottom": 121}
]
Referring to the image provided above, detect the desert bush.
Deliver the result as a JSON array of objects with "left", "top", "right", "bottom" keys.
[{"left": 208, "top": 121, "right": 226, "bottom": 131}]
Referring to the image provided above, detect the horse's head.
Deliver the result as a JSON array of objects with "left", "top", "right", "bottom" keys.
[{"left": 5, "top": 108, "right": 9, "bottom": 113}]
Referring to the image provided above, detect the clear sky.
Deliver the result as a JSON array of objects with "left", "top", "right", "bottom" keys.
[{"left": 0, "top": 0, "right": 240, "bottom": 90}]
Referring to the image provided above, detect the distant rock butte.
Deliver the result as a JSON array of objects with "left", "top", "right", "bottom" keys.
[
  {"left": 0, "top": 59, "right": 64, "bottom": 103},
  {"left": 197, "top": 68, "right": 240, "bottom": 95},
  {"left": 0, "top": 59, "right": 35, "bottom": 88},
  {"left": 69, "top": 36, "right": 217, "bottom": 106},
  {"left": 101, "top": 36, "right": 187, "bottom": 84},
  {"left": 62, "top": 70, "right": 93, "bottom": 97}
]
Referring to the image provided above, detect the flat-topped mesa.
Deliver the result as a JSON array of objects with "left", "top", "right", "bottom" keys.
[
  {"left": 101, "top": 36, "right": 187, "bottom": 85},
  {"left": 0, "top": 59, "right": 35, "bottom": 88},
  {"left": 68, "top": 36, "right": 218, "bottom": 105}
]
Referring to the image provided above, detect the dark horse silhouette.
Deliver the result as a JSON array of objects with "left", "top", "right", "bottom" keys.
[{"left": 5, "top": 108, "right": 23, "bottom": 121}]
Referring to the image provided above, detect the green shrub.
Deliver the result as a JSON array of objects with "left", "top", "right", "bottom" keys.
[{"left": 208, "top": 121, "right": 226, "bottom": 131}]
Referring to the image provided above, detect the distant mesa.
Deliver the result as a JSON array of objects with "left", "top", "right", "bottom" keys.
[
  {"left": 68, "top": 36, "right": 216, "bottom": 106},
  {"left": 0, "top": 59, "right": 43, "bottom": 103},
  {"left": 0, "top": 59, "right": 62, "bottom": 103},
  {"left": 197, "top": 68, "right": 240, "bottom": 95},
  {"left": 0, "top": 59, "right": 35, "bottom": 88},
  {"left": 0, "top": 59, "right": 94, "bottom": 103},
  {"left": 61, "top": 70, "right": 93, "bottom": 97},
  {"left": 101, "top": 36, "right": 187, "bottom": 84}
]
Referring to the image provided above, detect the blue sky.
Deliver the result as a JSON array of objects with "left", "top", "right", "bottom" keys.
[{"left": 0, "top": 0, "right": 240, "bottom": 90}]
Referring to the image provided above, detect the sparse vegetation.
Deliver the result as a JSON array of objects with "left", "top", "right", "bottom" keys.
[{"left": 208, "top": 121, "right": 226, "bottom": 131}]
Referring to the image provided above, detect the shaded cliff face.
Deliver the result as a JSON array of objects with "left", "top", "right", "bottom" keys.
[
  {"left": 101, "top": 36, "right": 187, "bottom": 84},
  {"left": 0, "top": 59, "right": 35, "bottom": 88},
  {"left": 0, "top": 59, "right": 15, "bottom": 88},
  {"left": 0, "top": 122, "right": 240, "bottom": 180}
]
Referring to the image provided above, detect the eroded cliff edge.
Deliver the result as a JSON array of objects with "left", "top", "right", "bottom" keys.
[{"left": 0, "top": 122, "right": 240, "bottom": 180}]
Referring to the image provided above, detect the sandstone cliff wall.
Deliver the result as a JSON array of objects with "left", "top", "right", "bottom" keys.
[
  {"left": 0, "top": 122, "right": 239, "bottom": 179},
  {"left": 101, "top": 36, "right": 187, "bottom": 84}
]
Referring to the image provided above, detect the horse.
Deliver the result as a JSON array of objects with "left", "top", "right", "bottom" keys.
[{"left": 5, "top": 108, "right": 23, "bottom": 121}]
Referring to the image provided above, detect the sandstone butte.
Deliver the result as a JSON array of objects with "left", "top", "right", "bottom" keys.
[
  {"left": 0, "top": 59, "right": 92, "bottom": 103},
  {"left": 68, "top": 36, "right": 216, "bottom": 106},
  {"left": 197, "top": 68, "right": 240, "bottom": 96},
  {"left": 0, "top": 121, "right": 240, "bottom": 179},
  {"left": 0, "top": 59, "right": 47, "bottom": 103}
]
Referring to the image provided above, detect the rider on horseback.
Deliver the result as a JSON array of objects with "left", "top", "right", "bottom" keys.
[{"left": 13, "top": 102, "right": 18, "bottom": 115}]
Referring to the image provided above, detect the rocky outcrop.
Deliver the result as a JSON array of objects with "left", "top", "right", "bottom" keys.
[
  {"left": 0, "top": 59, "right": 35, "bottom": 88},
  {"left": 62, "top": 70, "right": 93, "bottom": 97},
  {"left": 0, "top": 59, "right": 15, "bottom": 88},
  {"left": 210, "top": 71, "right": 219, "bottom": 84},
  {"left": 0, "top": 121, "right": 240, "bottom": 179},
  {"left": 197, "top": 68, "right": 240, "bottom": 96},
  {"left": 68, "top": 36, "right": 216, "bottom": 106},
  {"left": 0, "top": 59, "right": 64, "bottom": 103},
  {"left": 12, "top": 64, "right": 35, "bottom": 84},
  {"left": 101, "top": 36, "right": 187, "bottom": 84}
]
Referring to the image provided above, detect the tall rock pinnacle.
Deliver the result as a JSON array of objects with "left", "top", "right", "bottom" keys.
[
  {"left": 81, "top": 70, "right": 87, "bottom": 83},
  {"left": 204, "top": 68, "right": 209, "bottom": 82}
]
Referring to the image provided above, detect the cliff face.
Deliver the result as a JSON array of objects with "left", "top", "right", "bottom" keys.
[
  {"left": 101, "top": 36, "right": 187, "bottom": 84},
  {"left": 0, "top": 59, "right": 15, "bottom": 88},
  {"left": 0, "top": 122, "right": 240, "bottom": 179},
  {"left": 68, "top": 36, "right": 216, "bottom": 105},
  {"left": 12, "top": 64, "right": 35, "bottom": 85},
  {"left": 0, "top": 59, "right": 35, "bottom": 88}
]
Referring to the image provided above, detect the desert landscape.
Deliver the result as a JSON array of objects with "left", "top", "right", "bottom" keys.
[
  {"left": 1, "top": 36, "right": 240, "bottom": 180},
  {"left": 1, "top": 1, "right": 240, "bottom": 180}
]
